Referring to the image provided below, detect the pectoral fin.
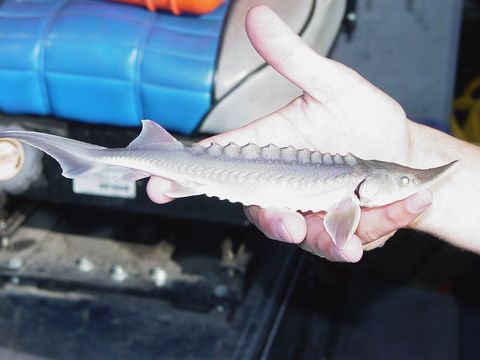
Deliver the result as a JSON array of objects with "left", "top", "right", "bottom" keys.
[
  {"left": 324, "top": 196, "right": 361, "bottom": 249},
  {"left": 165, "top": 183, "right": 202, "bottom": 198},
  {"left": 118, "top": 170, "right": 150, "bottom": 182},
  {"left": 109, "top": 167, "right": 150, "bottom": 182}
]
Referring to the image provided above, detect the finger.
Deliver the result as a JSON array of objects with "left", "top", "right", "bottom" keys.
[
  {"left": 196, "top": 116, "right": 265, "bottom": 147},
  {"left": 357, "top": 190, "right": 433, "bottom": 243},
  {"left": 197, "top": 110, "right": 301, "bottom": 148},
  {"left": 146, "top": 177, "right": 175, "bottom": 204},
  {"left": 362, "top": 232, "right": 395, "bottom": 251},
  {"left": 244, "top": 206, "right": 306, "bottom": 244},
  {"left": 245, "top": 5, "right": 363, "bottom": 101},
  {"left": 301, "top": 214, "right": 363, "bottom": 262}
]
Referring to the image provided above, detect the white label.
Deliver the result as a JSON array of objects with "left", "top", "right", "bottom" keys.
[{"left": 73, "top": 167, "right": 136, "bottom": 199}]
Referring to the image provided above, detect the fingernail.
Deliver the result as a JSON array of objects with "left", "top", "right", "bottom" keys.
[
  {"left": 407, "top": 190, "right": 433, "bottom": 213},
  {"left": 272, "top": 220, "right": 294, "bottom": 243}
]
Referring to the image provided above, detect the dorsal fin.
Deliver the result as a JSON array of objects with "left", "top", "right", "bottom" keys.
[{"left": 127, "top": 120, "right": 182, "bottom": 149}]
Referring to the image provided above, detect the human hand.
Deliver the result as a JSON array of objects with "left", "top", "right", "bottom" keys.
[{"left": 147, "top": 5, "right": 433, "bottom": 262}]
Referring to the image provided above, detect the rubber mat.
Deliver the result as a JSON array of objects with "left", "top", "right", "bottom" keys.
[{"left": 0, "top": 0, "right": 230, "bottom": 134}]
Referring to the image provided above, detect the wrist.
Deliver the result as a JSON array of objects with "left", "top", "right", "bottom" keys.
[
  {"left": 406, "top": 121, "right": 454, "bottom": 168},
  {"left": 406, "top": 120, "right": 480, "bottom": 252}
]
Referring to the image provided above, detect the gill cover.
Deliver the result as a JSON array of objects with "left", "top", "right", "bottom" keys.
[{"left": 356, "top": 174, "right": 387, "bottom": 205}]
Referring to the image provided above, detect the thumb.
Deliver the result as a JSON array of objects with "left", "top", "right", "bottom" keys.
[{"left": 245, "top": 5, "right": 362, "bottom": 101}]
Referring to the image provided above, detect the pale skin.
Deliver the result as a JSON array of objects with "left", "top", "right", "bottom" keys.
[{"left": 147, "top": 6, "right": 480, "bottom": 262}]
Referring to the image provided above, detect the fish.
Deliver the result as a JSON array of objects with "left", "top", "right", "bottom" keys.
[{"left": 0, "top": 120, "right": 457, "bottom": 249}]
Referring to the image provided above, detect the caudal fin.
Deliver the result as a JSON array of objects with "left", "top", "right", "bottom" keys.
[
  {"left": 0, "top": 130, "right": 106, "bottom": 178},
  {"left": 0, "top": 120, "right": 182, "bottom": 180}
]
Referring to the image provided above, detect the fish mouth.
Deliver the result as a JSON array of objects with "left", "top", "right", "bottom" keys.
[{"left": 414, "top": 160, "right": 459, "bottom": 186}]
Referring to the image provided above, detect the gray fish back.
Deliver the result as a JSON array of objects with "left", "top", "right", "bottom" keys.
[{"left": 191, "top": 143, "right": 358, "bottom": 166}]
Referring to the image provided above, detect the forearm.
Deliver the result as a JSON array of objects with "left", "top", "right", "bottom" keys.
[{"left": 407, "top": 121, "right": 480, "bottom": 252}]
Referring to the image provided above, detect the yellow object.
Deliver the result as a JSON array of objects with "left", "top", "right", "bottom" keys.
[{"left": 451, "top": 77, "right": 480, "bottom": 144}]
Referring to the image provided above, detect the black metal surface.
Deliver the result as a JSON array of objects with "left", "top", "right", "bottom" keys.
[
  {"left": 0, "top": 200, "right": 300, "bottom": 359},
  {"left": 1, "top": 202, "right": 480, "bottom": 359},
  {"left": 0, "top": 281, "right": 281, "bottom": 360},
  {"left": 329, "top": 277, "right": 459, "bottom": 360},
  {"left": 259, "top": 229, "right": 480, "bottom": 360},
  {"left": 0, "top": 206, "right": 476, "bottom": 360},
  {"left": 0, "top": 201, "right": 268, "bottom": 310}
]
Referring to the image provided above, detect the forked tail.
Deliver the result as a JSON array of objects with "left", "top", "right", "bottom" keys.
[
  {"left": 0, "top": 120, "right": 183, "bottom": 180},
  {"left": 0, "top": 130, "right": 107, "bottom": 178}
]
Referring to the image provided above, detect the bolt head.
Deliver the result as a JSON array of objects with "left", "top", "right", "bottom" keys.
[
  {"left": 346, "top": 12, "right": 357, "bottom": 21},
  {"left": 1, "top": 236, "right": 10, "bottom": 248},
  {"left": 214, "top": 284, "right": 228, "bottom": 298},
  {"left": 76, "top": 257, "right": 94, "bottom": 273},
  {"left": 7, "top": 257, "right": 22, "bottom": 270},
  {"left": 150, "top": 267, "right": 167, "bottom": 287},
  {"left": 110, "top": 265, "right": 128, "bottom": 282}
]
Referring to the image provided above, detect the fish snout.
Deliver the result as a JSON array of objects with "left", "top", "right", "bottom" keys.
[{"left": 412, "top": 160, "right": 458, "bottom": 186}]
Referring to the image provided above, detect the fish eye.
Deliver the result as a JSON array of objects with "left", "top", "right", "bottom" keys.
[{"left": 400, "top": 176, "right": 410, "bottom": 185}]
